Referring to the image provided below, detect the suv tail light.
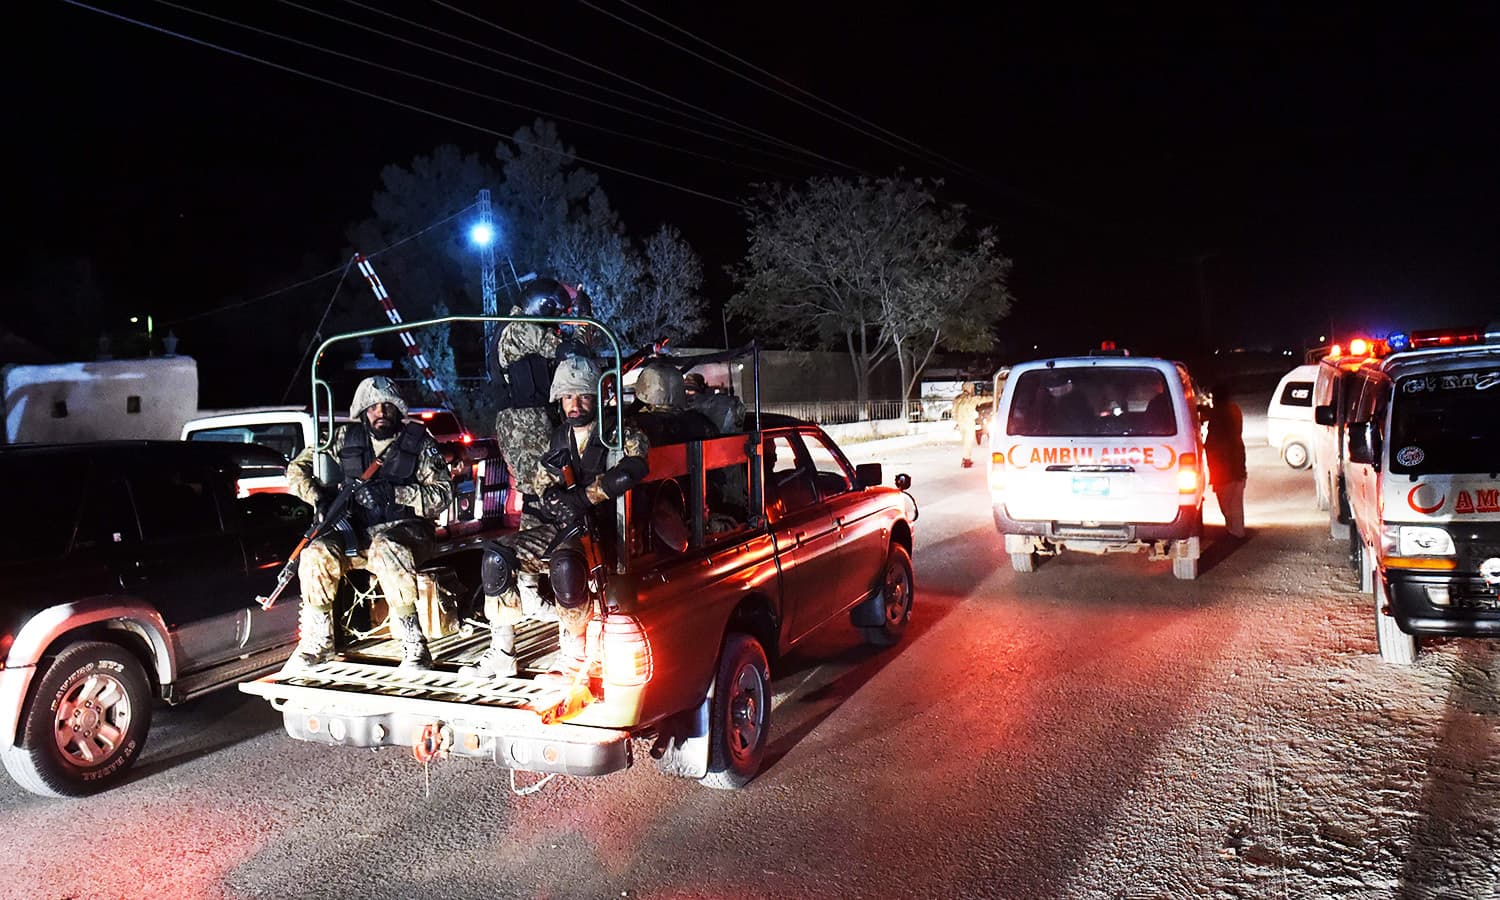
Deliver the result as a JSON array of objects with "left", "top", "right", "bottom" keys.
[
  {"left": 590, "top": 614, "right": 652, "bottom": 686},
  {"left": 989, "top": 451, "right": 1006, "bottom": 491},
  {"left": 1177, "top": 452, "right": 1200, "bottom": 496}
]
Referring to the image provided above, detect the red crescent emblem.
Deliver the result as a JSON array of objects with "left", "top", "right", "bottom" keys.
[
  {"left": 1153, "top": 445, "right": 1178, "bottom": 470},
  {"left": 1007, "top": 445, "right": 1027, "bottom": 468},
  {"left": 1407, "top": 484, "right": 1445, "bottom": 515}
]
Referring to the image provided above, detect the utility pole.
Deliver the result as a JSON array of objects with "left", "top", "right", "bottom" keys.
[{"left": 476, "top": 188, "right": 498, "bottom": 355}]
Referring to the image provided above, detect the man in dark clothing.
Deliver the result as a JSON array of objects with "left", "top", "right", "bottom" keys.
[{"left": 1205, "top": 386, "right": 1247, "bottom": 538}]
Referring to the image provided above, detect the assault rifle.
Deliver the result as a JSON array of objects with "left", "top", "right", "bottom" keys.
[{"left": 254, "top": 458, "right": 383, "bottom": 611}]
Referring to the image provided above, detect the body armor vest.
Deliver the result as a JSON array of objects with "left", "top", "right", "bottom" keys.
[
  {"left": 340, "top": 421, "right": 427, "bottom": 528},
  {"left": 492, "top": 351, "right": 552, "bottom": 411}
]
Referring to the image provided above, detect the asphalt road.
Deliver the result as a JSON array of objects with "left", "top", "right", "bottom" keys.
[{"left": 2, "top": 417, "right": 1496, "bottom": 899}]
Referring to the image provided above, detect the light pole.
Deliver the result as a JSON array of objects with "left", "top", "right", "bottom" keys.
[{"left": 471, "top": 189, "right": 498, "bottom": 355}]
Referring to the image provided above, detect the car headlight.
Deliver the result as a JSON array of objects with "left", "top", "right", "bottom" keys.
[{"left": 1383, "top": 525, "right": 1455, "bottom": 556}]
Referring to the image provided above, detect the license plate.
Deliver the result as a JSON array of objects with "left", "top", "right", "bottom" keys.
[{"left": 1072, "top": 476, "right": 1110, "bottom": 496}]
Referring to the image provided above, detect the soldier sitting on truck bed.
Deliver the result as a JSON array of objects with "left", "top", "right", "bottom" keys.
[
  {"left": 282, "top": 376, "right": 454, "bottom": 672},
  {"left": 465, "top": 357, "right": 651, "bottom": 682},
  {"left": 631, "top": 359, "right": 719, "bottom": 445}
]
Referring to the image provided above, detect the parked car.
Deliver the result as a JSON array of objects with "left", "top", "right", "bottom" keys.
[
  {"left": 0, "top": 441, "right": 309, "bottom": 797},
  {"left": 1267, "top": 363, "right": 1318, "bottom": 469}
]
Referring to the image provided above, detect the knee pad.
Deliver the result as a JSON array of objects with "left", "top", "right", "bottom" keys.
[
  {"left": 481, "top": 543, "right": 519, "bottom": 596},
  {"left": 549, "top": 548, "right": 590, "bottom": 609}
]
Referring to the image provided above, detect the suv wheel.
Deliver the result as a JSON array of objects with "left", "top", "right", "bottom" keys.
[{"left": 1, "top": 641, "right": 153, "bottom": 797}]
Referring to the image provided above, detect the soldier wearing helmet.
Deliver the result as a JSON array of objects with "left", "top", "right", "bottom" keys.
[
  {"left": 632, "top": 359, "right": 718, "bottom": 445},
  {"left": 466, "top": 356, "right": 652, "bottom": 682},
  {"left": 282, "top": 376, "right": 453, "bottom": 672},
  {"left": 493, "top": 277, "right": 599, "bottom": 525}
]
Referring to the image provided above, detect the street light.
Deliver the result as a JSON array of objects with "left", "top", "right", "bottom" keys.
[{"left": 468, "top": 222, "right": 495, "bottom": 247}]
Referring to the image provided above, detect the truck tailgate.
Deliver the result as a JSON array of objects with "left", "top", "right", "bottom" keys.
[{"left": 240, "top": 663, "right": 632, "bottom": 776}]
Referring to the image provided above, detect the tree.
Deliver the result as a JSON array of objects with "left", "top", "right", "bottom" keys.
[
  {"left": 729, "top": 175, "right": 1013, "bottom": 414},
  {"left": 336, "top": 122, "right": 710, "bottom": 430}
]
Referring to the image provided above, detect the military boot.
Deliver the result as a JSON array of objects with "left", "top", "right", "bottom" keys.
[
  {"left": 535, "top": 626, "right": 587, "bottom": 687},
  {"left": 393, "top": 611, "right": 433, "bottom": 670},
  {"left": 460, "top": 622, "right": 518, "bottom": 679},
  {"left": 281, "top": 605, "right": 335, "bottom": 673}
]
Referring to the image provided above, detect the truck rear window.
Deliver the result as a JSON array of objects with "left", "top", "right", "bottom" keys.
[
  {"left": 188, "top": 422, "right": 304, "bottom": 459},
  {"left": 1008, "top": 368, "right": 1178, "bottom": 437},
  {"left": 1390, "top": 369, "right": 1500, "bottom": 475}
]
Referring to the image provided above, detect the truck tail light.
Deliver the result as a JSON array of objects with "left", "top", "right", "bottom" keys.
[
  {"left": 592, "top": 614, "right": 652, "bottom": 687},
  {"left": 1177, "top": 453, "right": 1199, "bottom": 495}
]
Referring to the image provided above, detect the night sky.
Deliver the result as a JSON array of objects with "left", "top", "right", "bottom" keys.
[{"left": 8, "top": 2, "right": 1498, "bottom": 403}]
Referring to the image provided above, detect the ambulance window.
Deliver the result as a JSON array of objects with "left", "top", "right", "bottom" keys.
[
  {"left": 1390, "top": 369, "right": 1500, "bottom": 475},
  {"left": 1279, "top": 381, "right": 1314, "bottom": 407},
  {"left": 1009, "top": 367, "right": 1175, "bottom": 437}
]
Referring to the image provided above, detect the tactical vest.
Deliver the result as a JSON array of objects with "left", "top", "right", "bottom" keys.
[
  {"left": 548, "top": 420, "right": 611, "bottom": 485},
  {"left": 340, "top": 421, "right": 427, "bottom": 528},
  {"left": 492, "top": 343, "right": 552, "bottom": 412}
]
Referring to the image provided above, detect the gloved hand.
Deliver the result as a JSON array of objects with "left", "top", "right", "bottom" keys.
[
  {"left": 353, "top": 480, "right": 396, "bottom": 511},
  {"left": 541, "top": 484, "right": 591, "bottom": 524},
  {"left": 313, "top": 486, "right": 342, "bottom": 522}
]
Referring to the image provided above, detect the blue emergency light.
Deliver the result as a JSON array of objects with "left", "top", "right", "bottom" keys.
[{"left": 1386, "top": 331, "right": 1411, "bottom": 353}]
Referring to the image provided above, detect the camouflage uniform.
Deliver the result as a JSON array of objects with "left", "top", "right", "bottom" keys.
[
  {"left": 284, "top": 377, "right": 452, "bottom": 671},
  {"left": 493, "top": 306, "right": 562, "bottom": 514},
  {"left": 467, "top": 356, "right": 651, "bottom": 681},
  {"left": 951, "top": 385, "right": 981, "bottom": 467}
]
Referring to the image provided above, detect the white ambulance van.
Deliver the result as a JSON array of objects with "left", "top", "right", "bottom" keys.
[
  {"left": 988, "top": 354, "right": 1206, "bottom": 578},
  {"left": 1341, "top": 326, "right": 1500, "bottom": 663},
  {"left": 1266, "top": 363, "right": 1318, "bottom": 469},
  {"left": 1311, "top": 341, "right": 1384, "bottom": 528}
]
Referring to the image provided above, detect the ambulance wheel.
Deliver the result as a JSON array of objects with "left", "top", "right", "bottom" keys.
[
  {"left": 699, "top": 633, "right": 770, "bottom": 790},
  {"left": 1009, "top": 551, "right": 1036, "bottom": 573},
  {"left": 1282, "top": 440, "right": 1310, "bottom": 470},
  {"left": 1172, "top": 557, "right": 1199, "bottom": 580},
  {"left": 1314, "top": 469, "right": 1330, "bottom": 511},
  {"left": 1374, "top": 572, "right": 1417, "bottom": 665},
  {"left": 1, "top": 641, "right": 153, "bottom": 798},
  {"left": 1329, "top": 486, "right": 1350, "bottom": 540}
]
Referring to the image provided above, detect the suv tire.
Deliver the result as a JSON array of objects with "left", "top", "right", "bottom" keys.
[{"left": 2, "top": 641, "right": 153, "bottom": 797}]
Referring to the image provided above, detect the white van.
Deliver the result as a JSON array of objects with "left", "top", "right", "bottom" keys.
[
  {"left": 988, "top": 355, "right": 1206, "bottom": 578},
  {"left": 1266, "top": 364, "right": 1318, "bottom": 469},
  {"left": 1339, "top": 328, "right": 1500, "bottom": 664}
]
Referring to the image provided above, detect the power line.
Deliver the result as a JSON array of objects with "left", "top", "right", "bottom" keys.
[
  {"left": 63, "top": 1, "right": 747, "bottom": 211},
  {"left": 280, "top": 255, "right": 354, "bottom": 402},
  {"left": 150, "top": 0, "right": 795, "bottom": 180},
  {"left": 606, "top": 0, "right": 977, "bottom": 175},
  {"left": 426, "top": 0, "right": 866, "bottom": 176},
  {"left": 333, "top": 0, "right": 821, "bottom": 171},
  {"left": 578, "top": 0, "right": 961, "bottom": 176}
]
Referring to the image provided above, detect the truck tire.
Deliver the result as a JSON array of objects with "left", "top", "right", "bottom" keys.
[
  {"left": 1282, "top": 440, "right": 1310, "bottom": 470},
  {"left": 699, "top": 633, "right": 770, "bottom": 790},
  {"left": 858, "top": 544, "right": 914, "bottom": 647},
  {"left": 1373, "top": 572, "right": 1417, "bottom": 665},
  {"left": 1, "top": 641, "right": 153, "bottom": 798}
]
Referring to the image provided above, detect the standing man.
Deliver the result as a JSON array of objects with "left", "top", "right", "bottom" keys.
[
  {"left": 1205, "top": 386, "right": 1248, "bottom": 539},
  {"left": 467, "top": 356, "right": 651, "bottom": 682},
  {"left": 282, "top": 376, "right": 453, "bottom": 672},
  {"left": 951, "top": 382, "right": 982, "bottom": 468}
]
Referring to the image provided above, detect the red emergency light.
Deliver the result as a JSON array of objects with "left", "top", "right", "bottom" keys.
[{"left": 1409, "top": 326, "right": 1483, "bottom": 349}]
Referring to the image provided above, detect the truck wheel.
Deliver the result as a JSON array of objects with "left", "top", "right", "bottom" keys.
[
  {"left": 1282, "top": 440, "right": 1310, "bottom": 470},
  {"left": 699, "top": 633, "right": 770, "bottom": 790},
  {"left": 1, "top": 641, "right": 153, "bottom": 798},
  {"left": 859, "top": 544, "right": 914, "bottom": 647},
  {"left": 1373, "top": 572, "right": 1417, "bottom": 664}
]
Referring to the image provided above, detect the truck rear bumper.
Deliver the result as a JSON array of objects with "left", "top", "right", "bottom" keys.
[{"left": 241, "top": 667, "right": 632, "bottom": 777}]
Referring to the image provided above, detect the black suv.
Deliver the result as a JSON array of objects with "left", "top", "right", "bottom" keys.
[{"left": 0, "top": 441, "right": 310, "bottom": 797}]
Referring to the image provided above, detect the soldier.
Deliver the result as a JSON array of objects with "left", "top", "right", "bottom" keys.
[
  {"left": 632, "top": 359, "right": 718, "bottom": 444},
  {"left": 492, "top": 278, "right": 574, "bottom": 527},
  {"left": 465, "top": 356, "right": 651, "bottom": 682},
  {"left": 282, "top": 376, "right": 453, "bottom": 672},
  {"left": 684, "top": 370, "right": 746, "bottom": 434},
  {"left": 951, "top": 382, "right": 982, "bottom": 468}
]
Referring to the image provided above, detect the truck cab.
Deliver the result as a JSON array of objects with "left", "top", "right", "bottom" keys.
[{"left": 1340, "top": 326, "right": 1500, "bottom": 663}]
